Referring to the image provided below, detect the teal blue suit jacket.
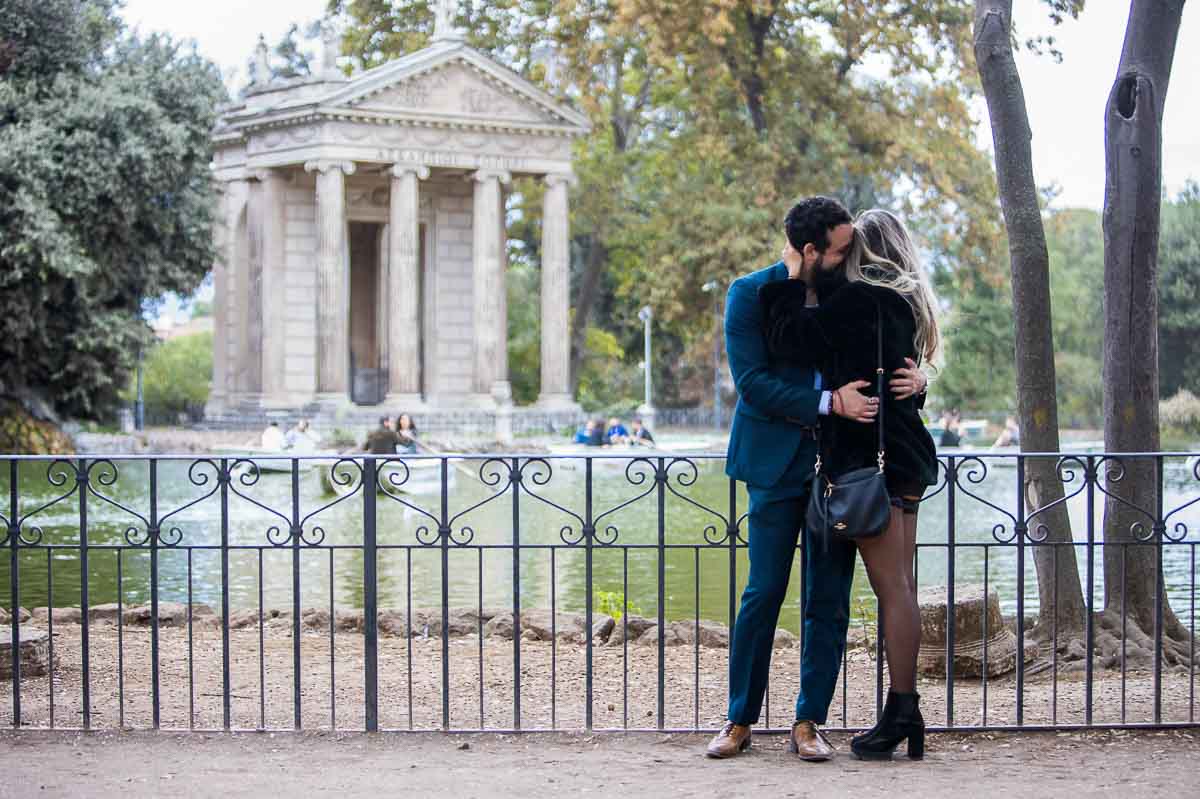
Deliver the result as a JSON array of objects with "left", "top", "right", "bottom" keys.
[{"left": 724, "top": 261, "right": 823, "bottom": 488}]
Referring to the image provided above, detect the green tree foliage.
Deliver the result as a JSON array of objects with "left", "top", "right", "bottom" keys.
[
  {"left": 982, "top": 188, "right": 1200, "bottom": 429},
  {"left": 329, "top": 0, "right": 1004, "bottom": 408},
  {"left": 1158, "top": 181, "right": 1200, "bottom": 398},
  {"left": 575, "top": 326, "right": 642, "bottom": 413},
  {"left": 0, "top": 0, "right": 225, "bottom": 424},
  {"left": 506, "top": 257, "right": 542, "bottom": 405},
  {"left": 1044, "top": 206, "right": 1103, "bottom": 427},
  {"left": 932, "top": 284, "right": 1016, "bottom": 413},
  {"left": 133, "top": 332, "right": 214, "bottom": 418}
]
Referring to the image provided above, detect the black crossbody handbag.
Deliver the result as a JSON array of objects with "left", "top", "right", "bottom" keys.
[{"left": 805, "top": 302, "right": 891, "bottom": 541}]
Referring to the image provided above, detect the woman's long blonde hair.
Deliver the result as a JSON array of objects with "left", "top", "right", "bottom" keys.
[{"left": 844, "top": 209, "right": 941, "bottom": 364}]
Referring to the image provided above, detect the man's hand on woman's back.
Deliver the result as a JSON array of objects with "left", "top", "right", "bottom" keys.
[
  {"left": 889, "top": 357, "right": 927, "bottom": 400},
  {"left": 832, "top": 380, "right": 879, "bottom": 423}
]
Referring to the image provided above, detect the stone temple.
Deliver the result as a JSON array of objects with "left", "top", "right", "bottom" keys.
[{"left": 204, "top": 13, "right": 589, "bottom": 436}]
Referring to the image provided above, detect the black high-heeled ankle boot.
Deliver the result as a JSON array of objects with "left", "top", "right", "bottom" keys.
[{"left": 850, "top": 690, "right": 925, "bottom": 760}]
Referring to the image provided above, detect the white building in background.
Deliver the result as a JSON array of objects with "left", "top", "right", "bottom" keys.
[{"left": 205, "top": 8, "right": 588, "bottom": 434}]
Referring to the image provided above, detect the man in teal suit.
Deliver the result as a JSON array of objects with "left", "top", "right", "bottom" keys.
[{"left": 705, "top": 196, "right": 925, "bottom": 760}]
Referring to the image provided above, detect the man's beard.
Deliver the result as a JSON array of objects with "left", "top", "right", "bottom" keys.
[{"left": 811, "top": 261, "right": 848, "bottom": 296}]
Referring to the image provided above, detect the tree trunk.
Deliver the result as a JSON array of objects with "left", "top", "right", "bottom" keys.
[
  {"left": 974, "top": 0, "right": 1087, "bottom": 632},
  {"left": 718, "top": 4, "right": 774, "bottom": 136},
  {"left": 1101, "top": 0, "right": 1187, "bottom": 637},
  {"left": 569, "top": 235, "right": 608, "bottom": 393}
]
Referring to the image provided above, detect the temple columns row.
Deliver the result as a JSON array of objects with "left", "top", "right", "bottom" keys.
[
  {"left": 208, "top": 164, "right": 575, "bottom": 410},
  {"left": 471, "top": 169, "right": 574, "bottom": 407}
]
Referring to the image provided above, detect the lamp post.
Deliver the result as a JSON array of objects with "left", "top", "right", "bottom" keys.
[
  {"left": 701, "top": 280, "right": 723, "bottom": 429},
  {"left": 637, "top": 305, "right": 655, "bottom": 432}
]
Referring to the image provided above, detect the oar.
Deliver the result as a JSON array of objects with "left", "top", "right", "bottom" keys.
[{"left": 410, "top": 436, "right": 506, "bottom": 495}]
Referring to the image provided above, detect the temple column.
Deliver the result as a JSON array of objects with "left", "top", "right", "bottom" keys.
[
  {"left": 386, "top": 163, "right": 429, "bottom": 405},
  {"left": 305, "top": 159, "right": 356, "bottom": 403},
  {"left": 257, "top": 168, "right": 289, "bottom": 408},
  {"left": 240, "top": 178, "right": 264, "bottom": 400},
  {"left": 537, "top": 173, "right": 577, "bottom": 408},
  {"left": 205, "top": 179, "right": 249, "bottom": 416},
  {"left": 471, "top": 168, "right": 512, "bottom": 403}
]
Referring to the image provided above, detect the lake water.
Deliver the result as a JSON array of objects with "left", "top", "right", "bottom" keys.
[{"left": 2, "top": 453, "right": 1198, "bottom": 635}]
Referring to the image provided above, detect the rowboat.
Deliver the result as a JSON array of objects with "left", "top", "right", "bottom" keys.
[
  {"left": 545, "top": 438, "right": 724, "bottom": 470},
  {"left": 207, "top": 445, "right": 329, "bottom": 475},
  {"left": 318, "top": 456, "right": 452, "bottom": 497}
]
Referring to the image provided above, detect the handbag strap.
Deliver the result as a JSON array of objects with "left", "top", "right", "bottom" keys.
[
  {"left": 874, "top": 299, "right": 885, "bottom": 473},
  {"left": 816, "top": 296, "right": 886, "bottom": 477}
]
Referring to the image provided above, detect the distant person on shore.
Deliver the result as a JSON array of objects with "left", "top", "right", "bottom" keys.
[
  {"left": 395, "top": 413, "right": 419, "bottom": 454},
  {"left": 992, "top": 416, "right": 1020, "bottom": 449},
  {"left": 630, "top": 417, "right": 655, "bottom": 446},
  {"left": 573, "top": 419, "right": 608, "bottom": 446},
  {"left": 574, "top": 420, "right": 596, "bottom": 444},
  {"left": 363, "top": 416, "right": 401, "bottom": 455},
  {"left": 260, "top": 421, "right": 285, "bottom": 450},
  {"left": 938, "top": 410, "right": 962, "bottom": 449},
  {"left": 607, "top": 417, "right": 630, "bottom": 445},
  {"left": 284, "top": 419, "right": 318, "bottom": 452}
]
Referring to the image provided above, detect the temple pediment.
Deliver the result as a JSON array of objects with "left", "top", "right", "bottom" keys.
[
  {"left": 343, "top": 63, "right": 555, "bottom": 126},
  {"left": 213, "top": 38, "right": 588, "bottom": 177},
  {"left": 321, "top": 44, "right": 588, "bottom": 133}
]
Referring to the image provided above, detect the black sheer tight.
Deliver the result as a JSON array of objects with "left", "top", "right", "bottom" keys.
[{"left": 857, "top": 501, "right": 922, "bottom": 693}]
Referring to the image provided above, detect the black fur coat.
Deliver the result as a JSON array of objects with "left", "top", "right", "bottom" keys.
[{"left": 758, "top": 275, "right": 938, "bottom": 491}]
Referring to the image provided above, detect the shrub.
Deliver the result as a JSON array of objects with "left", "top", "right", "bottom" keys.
[
  {"left": 1161, "top": 389, "right": 1200, "bottom": 436},
  {"left": 124, "top": 332, "right": 213, "bottom": 420},
  {"left": 595, "top": 589, "right": 642, "bottom": 622},
  {"left": 577, "top": 327, "right": 642, "bottom": 413}
]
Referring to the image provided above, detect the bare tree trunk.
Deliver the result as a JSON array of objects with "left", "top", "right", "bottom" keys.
[
  {"left": 974, "top": 0, "right": 1087, "bottom": 633},
  {"left": 569, "top": 236, "right": 607, "bottom": 393},
  {"left": 1102, "top": 0, "right": 1188, "bottom": 640},
  {"left": 719, "top": 3, "right": 775, "bottom": 135}
]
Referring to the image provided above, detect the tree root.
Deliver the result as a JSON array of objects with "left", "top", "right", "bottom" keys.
[{"left": 1028, "top": 611, "right": 1198, "bottom": 672}]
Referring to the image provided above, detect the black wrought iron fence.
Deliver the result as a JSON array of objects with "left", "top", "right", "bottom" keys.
[{"left": 1, "top": 452, "right": 1198, "bottom": 733}]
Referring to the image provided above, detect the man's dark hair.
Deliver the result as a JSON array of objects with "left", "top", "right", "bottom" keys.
[
  {"left": 379, "top": 416, "right": 390, "bottom": 426},
  {"left": 784, "top": 196, "right": 852, "bottom": 253}
]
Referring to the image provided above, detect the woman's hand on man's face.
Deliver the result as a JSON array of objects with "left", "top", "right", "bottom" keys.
[{"left": 782, "top": 242, "right": 805, "bottom": 279}]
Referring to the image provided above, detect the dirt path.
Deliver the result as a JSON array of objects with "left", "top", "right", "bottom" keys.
[{"left": 1, "top": 729, "right": 1197, "bottom": 798}]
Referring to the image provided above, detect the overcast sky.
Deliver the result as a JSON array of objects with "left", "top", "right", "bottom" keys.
[{"left": 121, "top": 0, "right": 1197, "bottom": 211}]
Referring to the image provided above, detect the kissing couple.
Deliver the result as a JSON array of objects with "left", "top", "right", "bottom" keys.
[{"left": 708, "top": 196, "right": 939, "bottom": 762}]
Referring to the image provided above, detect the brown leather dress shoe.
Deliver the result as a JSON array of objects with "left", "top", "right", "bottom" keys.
[
  {"left": 788, "top": 720, "right": 835, "bottom": 761},
  {"left": 705, "top": 721, "right": 752, "bottom": 758}
]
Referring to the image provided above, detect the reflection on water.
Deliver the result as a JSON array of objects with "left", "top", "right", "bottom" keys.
[{"left": 2, "top": 455, "right": 1198, "bottom": 635}]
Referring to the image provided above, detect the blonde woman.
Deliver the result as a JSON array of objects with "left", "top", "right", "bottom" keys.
[{"left": 758, "top": 208, "right": 940, "bottom": 760}]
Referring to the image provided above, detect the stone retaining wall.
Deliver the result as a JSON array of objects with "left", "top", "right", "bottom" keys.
[{"left": 2, "top": 605, "right": 796, "bottom": 651}]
